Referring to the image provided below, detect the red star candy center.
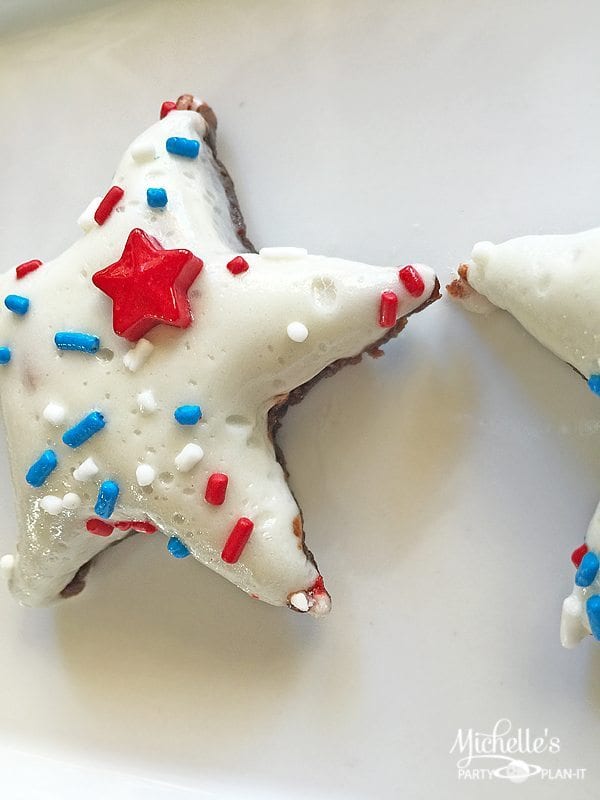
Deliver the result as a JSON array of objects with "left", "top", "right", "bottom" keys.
[{"left": 92, "top": 228, "right": 204, "bottom": 341}]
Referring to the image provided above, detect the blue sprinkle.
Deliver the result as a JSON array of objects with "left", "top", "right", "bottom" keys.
[
  {"left": 575, "top": 551, "right": 600, "bottom": 587},
  {"left": 147, "top": 187, "right": 168, "bottom": 208},
  {"left": 589, "top": 375, "right": 600, "bottom": 396},
  {"left": 62, "top": 411, "right": 106, "bottom": 448},
  {"left": 167, "top": 536, "right": 190, "bottom": 558},
  {"left": 26, "top": 449, "right": 58, "bottom": 487},
  {"left": 0, "top": 347, "right": 11, "bottom": 365},
  {"left": 4, "top": 295, "right": 29, "bottom": 315},
  {"left": 586, "top": 595, "right": 600, "bottom": 640},
  {"left": 166, "top": 137, "right": 200, "bottom": 159},
  {"left": 174, "top": 404, "right": 202, "bottom": 425},
  {"left": 94, "top": 480, "right": 120, "bottom": 519},
  {"left": 55, "top": 331, "right": 100, "bottom": 353}
]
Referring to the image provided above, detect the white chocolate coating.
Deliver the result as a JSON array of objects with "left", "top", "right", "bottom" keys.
[
  {"left": 0, "top": 109, "right": 437, "bottom": 612},
  {"left": 465, "top": 228, "right": 600, "bottom": 378},
  {"left": 455, "top": 227, "right": 600, "bottom": 646}
]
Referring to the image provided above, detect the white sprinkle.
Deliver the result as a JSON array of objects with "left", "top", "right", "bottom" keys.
[
  {"left": 136, "top": 463, "right": 156, "bottom": 487},
  {"left": 43, "top": 402, "right": 66, "bottom": 426},
  {"left": 0, "top": 554, "right": 15, "bottom": 579},
  {"left": 77, "top": 196, "right": 101, "bottom": 232},
  {"left": 40, "top": 495, "right": 63, "bottom": 515},
  {"left": 62, "top": 492, "right": 81, "bottom": 510},
  {"left": 286, "top": 321, "right": 309, "bottom": 343},
  {"left": 131, "top": 139, "right": 156, "bottom": 162},
  {"left": 73, "top": 457, "right": 99, "bottom": 482},
  {"left": 259, "top": 247, "right": 308, "bottom": 260},
  {"left": 175, "top": 443, "right": 204, "bottom": 472},
  {"left": 289, "top": 592, "right": 310, "bottom": 612},
  {"left": 123, "top": 338, "right": 154, "bottom": 372},
  {"left": 137, "top": 389, "right": 158, "bottom": 414}
]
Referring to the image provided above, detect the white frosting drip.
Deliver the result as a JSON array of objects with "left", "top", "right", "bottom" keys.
[{"left": 0, "top": 109, "right": 436, "bottom": 611}]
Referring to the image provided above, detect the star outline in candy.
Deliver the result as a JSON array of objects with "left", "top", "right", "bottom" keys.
[{"left": 92, "top": 228, "right": 204, "bottom": 341}]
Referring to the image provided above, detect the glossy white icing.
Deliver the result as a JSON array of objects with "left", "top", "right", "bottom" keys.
[
  {"left": 456, "top": 227, "right": 600, "bottom": 646},
  {"left": 466, "top": 229, "right": 600, "bottom": 378},
  {"left": 0, "top": 108, "right": 437, "bottom": 613}
]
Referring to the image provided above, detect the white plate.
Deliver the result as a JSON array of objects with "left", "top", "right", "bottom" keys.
[{"left": 1, "top": 1, "right": 600, "bottom": 797}]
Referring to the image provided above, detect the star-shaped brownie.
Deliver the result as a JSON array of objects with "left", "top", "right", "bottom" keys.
[
  {"left": 448, "top": 227, "right": 600, "bottom": 645},
  {"left": 0, "top": 94, "right": 439, "bottom": 615}
]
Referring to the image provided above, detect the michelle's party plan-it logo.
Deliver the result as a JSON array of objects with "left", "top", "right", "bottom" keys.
[{"left": 449, "top": 718, "right": 587, "bottom": 783}]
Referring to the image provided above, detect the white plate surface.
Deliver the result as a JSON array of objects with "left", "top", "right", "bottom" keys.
[{"left": 1, "top": 1, "right": 600, "bottom": 797}]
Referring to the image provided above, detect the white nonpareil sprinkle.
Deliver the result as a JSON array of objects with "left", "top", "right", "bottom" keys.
[
  {"left": 62, "top": 492, "right": 81, "bottom": 510},
  {"left": 73, "top": 457, "right": 99, "bottom": 482},
  {"left": 43, "top": 402, "right": 67, "bottom": 426},
  {"left": 40, "top": 495, "right": 63, "bottom": 515},
  {"left": 259, "top": 247, "right": 308, "bottom": 260},
  {"left": 0, "top": 554, "right": 15, "bottom": 579},
  {"left": 137, "top": 389, "right": 158, "bottom": 414},
  {"left": 131, "top": 139, "right": 156, "bottom": 162},
  {"left": 123, "top": 338, "right": 154, "bottom": 372},
  {"left": 77, "top": 196, "right": 102, "bottom": 232},
  {"left": 286, "top": 322, "right": 309, "bottom": 343},
  {"left": 174, "top": 443, "right": 204, "bottom": 472},
  {"left": 289, "top": 592, "right": 310, "bottom": 612},
  {"left": 136, "top": 463, "right": 156, "bottom": 487}
]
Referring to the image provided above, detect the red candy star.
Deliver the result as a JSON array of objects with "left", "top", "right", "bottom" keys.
[{"left": 92, "top": 228, "right": 203, "bottom": 341}]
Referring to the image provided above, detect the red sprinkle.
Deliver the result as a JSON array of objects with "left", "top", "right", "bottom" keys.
[
  {"left": 114, "top": 520, "right": 157, "bottom": 534},
  {"left": 160, "top": 100, "right": 177, "bottom": 119},
  {"left": 571, "top": 543, "right": 588, "bottom": 568},
  {"left": 379, "top": 291, "right": 398, "bottom": 327},
  {"left": 94, "top": 186, "right": 124, "bottom": 225},
  {"left": 226, "top": 256, "right": 249, "bottom": 275},
  {"left": 205, "top": 473, "right": 229, "bottom": 506},
  {"left": 86, "top": 518, "right": 114, "bottom": 537},
  {"left": 221, "top": 517, "right": 254, "bottom": 563},
  {"left": 15, "top": 259, "right": 42, "bottom": 280},
  {"left": 399, "top": 265, "right": 425, "bottom": 297}
]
